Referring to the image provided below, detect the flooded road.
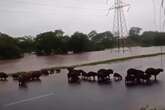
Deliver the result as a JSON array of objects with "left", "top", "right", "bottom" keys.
[
  {"left": 0, "top": 46, "right": 165, "bottom": 73},
  {"left": 0, "top": 54, "right": 165, "bottom": 110}
]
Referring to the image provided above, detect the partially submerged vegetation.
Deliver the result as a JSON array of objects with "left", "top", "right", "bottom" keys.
[{"left": 1, "top": 27, "right": 165, "bottom": 59}]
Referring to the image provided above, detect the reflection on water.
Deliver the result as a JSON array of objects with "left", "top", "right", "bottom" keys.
[{"left": 0, "top": 46, "right": 165, "bottom": 73}]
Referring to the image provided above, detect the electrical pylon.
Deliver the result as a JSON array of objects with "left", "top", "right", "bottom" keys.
[{"left": 108, "top": 0, "right": 130, "bottom": 52}]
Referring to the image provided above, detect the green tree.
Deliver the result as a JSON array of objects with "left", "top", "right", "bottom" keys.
[
  {"left": 88, "top": 30, "right": 97, "bottom": 39},
  {"left": 128, "top": 27, "right": 142, "bottom": 46},
  {"left": 91, "top": 31, "right": 114, "bottom": 50},
  {"left": 140, "top": 31, "right": 157, "bottom": 46},
  {"left": 153, "top": 32, "right": 165, "bottom": 46},
  {"left": 35, "top": 31, "right": 61, "bottom": 55},
  {"left": 0, "top": 33, "right": 22, "bottom": 59},
  {"left": 16, "top": 36, "right": 35, "bottom": 53},
  {"left": 129, "top": 27, "right": 142, "bottom": 36},
  {"left": 69, "top": 32, "right": 90, "bottom": 53},
  {"left": 54, "top": 29, "right": 64, "bottom": 37},
  {"left": 58, "top": 35, "right": 70, "bottom": 54}
]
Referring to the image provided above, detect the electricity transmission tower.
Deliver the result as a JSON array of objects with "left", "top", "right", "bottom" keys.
[{"left": 108, "top": 0, "right": 130, "bottom": 51}]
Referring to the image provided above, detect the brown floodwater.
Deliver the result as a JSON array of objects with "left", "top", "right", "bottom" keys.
[
  {"left": 0, "top": 46, "right": 165, "bottom": 110},
  {"left": 0, "top": 46, "right": 164, "bottom": 73}
]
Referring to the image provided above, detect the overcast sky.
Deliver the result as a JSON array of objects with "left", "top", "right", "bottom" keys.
[{"left": 0, "top": 0, "right": 164, "bottom": 37}]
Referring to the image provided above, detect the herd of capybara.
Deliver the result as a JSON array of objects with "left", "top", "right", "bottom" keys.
[
  {"left": 0, "top": 67, "right": 163, "bottom": 87},
  {"left": 0, "top": 68, "right": 61, "bottom": 86},
  {"left": 67, "top": 67, "right": 163, "bottom": 85}
]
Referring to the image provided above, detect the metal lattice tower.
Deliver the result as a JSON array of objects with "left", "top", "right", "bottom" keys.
[{"left": 108, "top": 0, "right": 129, "bottom": 51}]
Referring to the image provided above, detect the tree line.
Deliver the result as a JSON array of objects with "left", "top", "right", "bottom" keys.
[{"left": 0, "top": 27, "right": 165, "bottom": 59}]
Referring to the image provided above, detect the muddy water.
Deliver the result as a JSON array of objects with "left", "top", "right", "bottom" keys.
[
  {"left": 0, "top": 46, "right": 165, "bottom": 73},
  {"left": 0, "top": 55, "right": 165, "bottom": 110}
]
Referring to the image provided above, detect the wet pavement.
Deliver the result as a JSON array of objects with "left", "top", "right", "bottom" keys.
[{"left": 0, "top": 55, "right": 165, "bottom": 110}]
